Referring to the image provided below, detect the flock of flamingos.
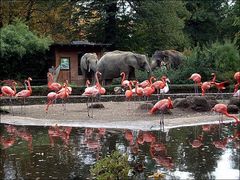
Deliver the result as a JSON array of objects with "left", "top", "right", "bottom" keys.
[{"left": 1, "top": 71, "right": 240, "bottom": 125}]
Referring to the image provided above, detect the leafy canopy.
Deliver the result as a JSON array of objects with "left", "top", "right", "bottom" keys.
[{"left": 0, "top": 19, "right": 52, "bottom": 59}]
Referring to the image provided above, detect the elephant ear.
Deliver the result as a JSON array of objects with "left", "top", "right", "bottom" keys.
[{"left": 134, "top": 54, "right": 148, "bottom": 68}]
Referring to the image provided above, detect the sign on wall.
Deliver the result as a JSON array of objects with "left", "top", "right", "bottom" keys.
[{"left": 60, "top": 57, "right": 70, "bottom": 70}]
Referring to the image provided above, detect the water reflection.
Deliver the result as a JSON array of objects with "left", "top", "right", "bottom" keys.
[{"left": 0, "top": 123, "right": 239, "bottom": 179}]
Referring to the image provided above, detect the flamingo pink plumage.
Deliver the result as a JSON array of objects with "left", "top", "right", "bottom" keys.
[
  {"left": 47, "top": 72, "right": 62, "bottom": 92},
  {"left": 15, "top": 77, "right": 32, "bottom": 98},
  {"left": 189, "top": 73, "right": 202, "bottom": 94},
  {"left": 149, "top": 97, "right": 173, "bottom": 129},
  {"left": 1, "top": 81, "right": 17, "bottom": 97},
  {"left": 211, "top": 103, "right": 240, "bottom": 125},
  {"left": 120, "top": 72, "right": 130, "bottom": 88},
  {"left": 233, "top": 72, "right": 240, "bottom": 93}
]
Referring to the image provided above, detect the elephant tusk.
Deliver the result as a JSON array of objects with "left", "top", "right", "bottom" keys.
[{"left": 88, "top": 64, "right": 91, "bottom": 72}]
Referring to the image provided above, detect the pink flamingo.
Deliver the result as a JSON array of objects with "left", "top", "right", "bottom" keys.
[
  {"left": 125, "top": 81, "right": 133, "bottom": 114},
  {"left": 120, "top": 72, "right": 130, "bottom": 89},
  {"left": 139, "top": 79, "right": 150, "bottom": 88},
  {"left": 82, "top": 72, "right": 102, "bottom": 118},
  {"left": 152, "top": 75, "right": 170, "bottom": 99},
  {"left": 201, "top": 81, "right": 211, "bottom": 96},
  {"left": 233, "top": 71, "right": 240, "bottom": 94},
  {"left": 46, "top": 83, "right": 69, "bottom": 113},
  {"left": 189, "top": 73, "right": 202, "bottom": 94},
  {"left": 1, "top": 81, "right": 17, "bottom": 113},
  {"left": 149, "top": 97, "right": 173, "bottom": 129},
  {"left": 210, "top": 73, "right": 230, "bottom": 98},
  {"left": 47, "top": 72, "right": 62, "bottom": 92},
  {"left": 15, "top": 77, "right": 32, "bottom": 114},
  {"left": 143, "top": 76, "right": 156, "bottom": 102},
  {"left": 211, "top": 103, "right": 240, "bottom": 125}
]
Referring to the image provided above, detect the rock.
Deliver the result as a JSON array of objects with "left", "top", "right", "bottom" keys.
[
  {"left": 88, "top": 103, "right": 105, "bottom": 108},
  {"left": 173, "top": 98, "right": 190, "bottom": 108},
  {"left": 229, "top": 97, "right": 240, "bottom": 108},
  {"left": 187, "top": 96, "right": 211, "bottom": 112},
  {"left": 137, "top": 103, "right": 154, "bottom": 111},
  {"left": 227, "top": 105, "right": 239, "bottom": 114}
]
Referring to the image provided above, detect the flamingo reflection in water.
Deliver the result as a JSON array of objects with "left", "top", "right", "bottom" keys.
[{"left": 48, "top": 124, "right": 72, "bottom": 147}]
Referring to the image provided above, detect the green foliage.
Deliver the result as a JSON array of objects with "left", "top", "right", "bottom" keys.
[
  {"left": 0, "top": 19, "right": 52, "bottom": 58},
  {"left": 90, "top": 150, "right": 131, "bottom": 180},
  {"left": 169, "top": 40, "right": 240, "bottom": 83},
  {"left": 0, "top": 19, "right": 53, "bottom": 80}
]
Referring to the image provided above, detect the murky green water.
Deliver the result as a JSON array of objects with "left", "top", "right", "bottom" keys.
[{"left": 0, "top": 123, "right": 239, "bottom": 179}]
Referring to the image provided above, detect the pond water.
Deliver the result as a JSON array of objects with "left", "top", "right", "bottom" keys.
[{"left": 0, "top": 122, "right": 239, "bottom": 179}]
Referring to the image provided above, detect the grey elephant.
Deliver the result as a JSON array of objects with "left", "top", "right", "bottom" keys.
[
  {"left": 97, "top": 51, "right": 152, "bottom": 85},
  {"left": 151, "top": 50, "right": 184, "bottom": 70},
  {"left": 80, "top": 53, "right": 98, "bottom": 84}
]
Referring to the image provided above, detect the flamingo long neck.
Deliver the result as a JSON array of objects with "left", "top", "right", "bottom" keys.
[
  {"left": 224, "top": 112, "right": 240, "bottom": 123},
  {"left": 86, "top": 80, "right": 90, "bottom": 87},
  {"left": 121, "top": 72, "right": 126, "bottom": 84},
  {"left": 128, "top": 82, "right": 132, "bottom": 91},
  {"left": 12, "top": 83, "right": 17, "bottom": 95},
  {"left": 149, "top": 76, "right": 155, "bottom": 85},
  {"left": 48, "top": 73, "right": 54, "bottom": 85},
  {"left": 95, "top": 72, "right": 101, "bottom": 90},
  {"left": 211, "top": 74, "right": 216, "bottom": 83},
  {"left": 27, "top": 79, "right": 32, "bottom": 93}
]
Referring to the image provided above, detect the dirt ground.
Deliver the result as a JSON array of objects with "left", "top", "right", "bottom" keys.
[{"left": 1, "top": 100, "right": 237, "bottom": 130}]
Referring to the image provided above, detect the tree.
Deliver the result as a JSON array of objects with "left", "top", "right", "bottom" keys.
[
  {"left": 131, "top": 0, "right": 190, "bottom": 54},
  {"left": 184, "top": 0, "right": 240, "bottom": 46},
  {"left": 0, "top": 0, "right": 76, "bottom": 42},
  {"left": 0, "top": 19, "right": 53, "bottom": 80}
]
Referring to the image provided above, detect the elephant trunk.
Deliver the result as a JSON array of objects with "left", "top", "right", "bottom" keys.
[
  {"left": 151, "top": 60, "right": 158, "bottom": 70},
  {"left": 90, "top": 64, "right": 97, "bottom": 73},
  {"left": 145, "top": 63, "right": 152, "bottom": 78}
]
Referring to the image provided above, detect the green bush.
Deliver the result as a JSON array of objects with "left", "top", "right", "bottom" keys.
[
  {"left": 167, "top": 40, "right": 240, "bottom": 84},
  {"left": 90, "top": 150, "right": 130, "bottom": 180}
]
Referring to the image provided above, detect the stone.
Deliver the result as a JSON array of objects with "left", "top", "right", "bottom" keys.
[
  {"left": 88, "top": 103, "right": 105, "bottom": 108},
  {"left": 173, "top": 98, "right": 190, "bottom": 108},
  {"left": 186, "top": 96, "right": 211, "bottom": 112},
  {"left": 227, "top": 105, "right": 239, "bottom": 114},
  {"left": 137, "top": 103, "right": 154, "bottom": 111},
  {"left": 229, "top": 97, "right": 240, "bottom": 108}
]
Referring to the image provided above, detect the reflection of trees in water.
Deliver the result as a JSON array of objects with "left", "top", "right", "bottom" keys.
[
  {"left": 0, "top": 124, "right": 239, "bottom": 179},
  {"left": 166, "top": 124, "right": 225, "bottom": 179}
]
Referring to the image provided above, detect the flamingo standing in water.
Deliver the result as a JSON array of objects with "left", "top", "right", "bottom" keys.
[
  {"left": 1, "top": 81, "right": 17, "bottom": 113},
  {"left": 149, "top": 97, "right": 173, "bottom": 130},
  {"left": 211, "top": 103, "right": 240, "bottom": 125},
  {"left": 189, "top": 73, "right": 202, "bottom": 95},
  {"left": 47, "top": 72, "right": 62, "bottom": 92},
  {"left": 233, "top": 71, "right": 240, "bottom": 94},
  {"left": 15, "top": 77, "right": 32, "bottom": 114}
]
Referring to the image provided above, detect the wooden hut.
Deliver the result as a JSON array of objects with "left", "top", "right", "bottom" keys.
[{"left": 49, "top": 41, "right": 111, "bottom": 85}]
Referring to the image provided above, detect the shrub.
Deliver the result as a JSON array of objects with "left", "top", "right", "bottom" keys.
[{"left": 90, "top": 150, "right": 130, "bottom": 180}]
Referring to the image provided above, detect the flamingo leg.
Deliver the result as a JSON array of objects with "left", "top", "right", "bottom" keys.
[
  {"left": 9, "top": 97, "right": 14, "bottom": 115},
  {"left": 91, "top": 96, "right": 94, "bottom": 118},
  {"left": 159, "top": 112, "right": 164, "bottom": 131},
  {"left": 86, "top": 97, "right": 90, "bottom": 117}
]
